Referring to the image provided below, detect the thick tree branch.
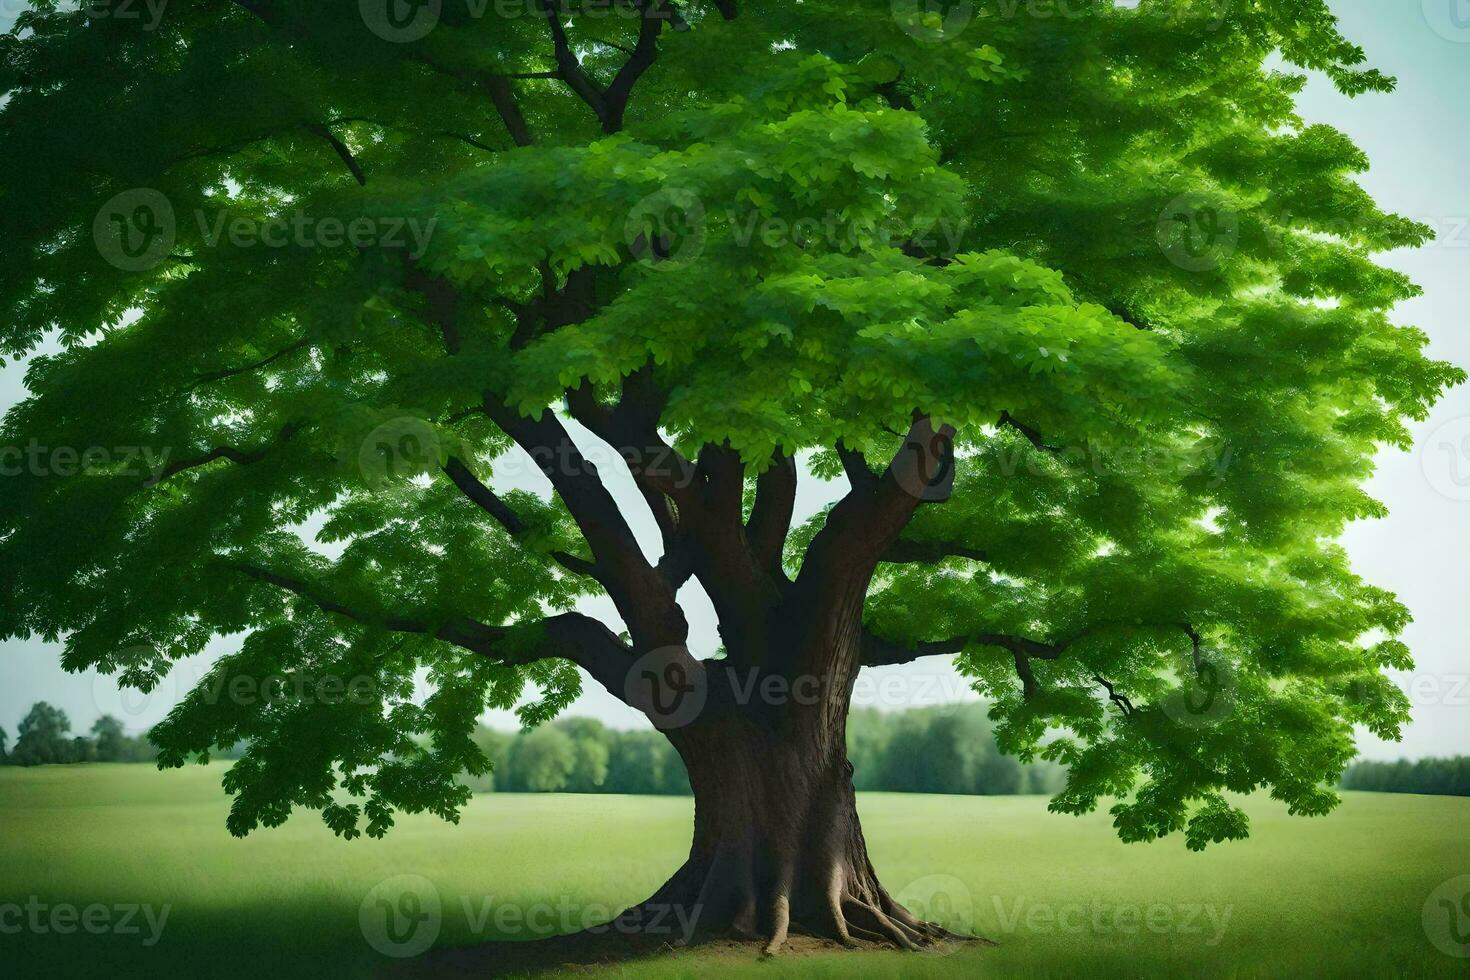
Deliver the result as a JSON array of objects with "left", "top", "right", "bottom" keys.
[
  {"left": 997, "top": 411, "right": 1054, "bottom": 452},
  {"left": 880, "top": 539, "right": 989, "bottom": 566},
  {"left": 226, "top": 560, "right": 641, "bottom": 706},
  {"left": 483, "top": 396, "right": 687, "bottom": 649},
  {"left": 746, "top": 450, "right": 796, "bottom": 576},
  {"left": 601, "top": 0, "right": 666, "bottom": 133},
  {"left": 185, "top": 337, "right": 310, "bottom": 391},
  {"left": 798, "top": 415, "right": 956, "bottom": 599},
  {"left": 441, "top": 456, "right": 600, "bottom": 579},
  {"left": 564, "top": 366, "right": 697, "bottom": 503},
  {"left": 484, "top": 76, "right": 535, "bottom": 147},
  {"left": 860, "top": 630, "right": 1064, "bottom": 668},
  {"left": 306, "top": 123, "right": 366, "bottom": 186},
  {"left": 225, "top": 560, "right": 504, "bottom": 653},
  {"left": 835, "top": 439, "right": 878, "bottom": 490},
  {"left": 145, "top": 423, "right": 302, "bottom": 486},
  {"left": 1094, "top": 674, "right": 1135, "bottom": 716},
  {"left": 538, "top": 0, "right": 613, "bottom": 125},
  {"left": 401, "top": 263, "right": 461, "bottom": 354}
]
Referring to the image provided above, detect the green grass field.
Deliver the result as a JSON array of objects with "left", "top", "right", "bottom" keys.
[{"left": 1, "top": 764, "right": 1467, "bottom": 978}]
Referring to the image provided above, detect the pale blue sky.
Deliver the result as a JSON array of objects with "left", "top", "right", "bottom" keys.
[{"left": 2, "top": 1, "right": 1467, "bottom": 759}]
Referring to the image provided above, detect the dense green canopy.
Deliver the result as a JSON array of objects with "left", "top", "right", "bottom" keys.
[{"left": 1, "top": 1, "right": 1459, "bottom": 848}]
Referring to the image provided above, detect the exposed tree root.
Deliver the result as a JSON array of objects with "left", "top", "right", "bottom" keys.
[{"left": 390, "top": 871, "right": 989, "bottom": 979}]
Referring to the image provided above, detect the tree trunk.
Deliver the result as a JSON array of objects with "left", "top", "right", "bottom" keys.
[{"left": 621, "top": 664, "right": 964, "bottom": 953}]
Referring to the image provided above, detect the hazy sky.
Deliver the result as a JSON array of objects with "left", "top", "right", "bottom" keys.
[{"left": 1, "top": 1, "right": 1467, "bottom": 760}]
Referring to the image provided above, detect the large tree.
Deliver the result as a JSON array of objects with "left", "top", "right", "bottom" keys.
[{"left": 0, "top": 0, "right": 1459, "bottom": 957}]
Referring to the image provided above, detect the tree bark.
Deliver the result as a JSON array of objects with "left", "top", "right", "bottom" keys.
[{"left": 621, "top": 653, "right": 966, "bottom": 954}]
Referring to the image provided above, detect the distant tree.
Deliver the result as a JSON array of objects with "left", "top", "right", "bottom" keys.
[
  {"left": 91, "top": 715, "right": 128, "bottom": 762},
  {"left": 0, "top": 724, "right": 8, "bottom": 762},
  {"left": 464, "top": 725, "right": 513, "bottom": 792},
  {"left": 846, "top": 710, "right": 893, "bottom": 792},
  {"left": 506, "top": 726, "right": 577, "bottom": 793},
  {"left": 70, "top": 735, "right": 97, "bottom": 764},
  {"left": 10, "top": 702, "right": 77, "bottom": 767},
  {"left": 558, "top": 718, "right": 611, "bottom": 793},
  {"left": 605, "top": 730, "right": 690, "bottom": 796}
]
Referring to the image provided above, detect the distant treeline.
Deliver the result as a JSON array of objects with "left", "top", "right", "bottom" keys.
[
  {"left": 462, "top": 704, "right": 1066, "bottom": 796},
  {"left": 12, "top": 696, "right": 1460, "bottom": 801},
  {"left": 1340, "top": 757, "right": 1470, "bottom": 797},
  {"left": 0, "top": 702, "right": 156, "bottom": 767}
]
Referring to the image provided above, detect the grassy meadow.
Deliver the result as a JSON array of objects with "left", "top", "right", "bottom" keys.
[{"left": 1, "top": 763, "right": 1466, "bottom": 978}]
